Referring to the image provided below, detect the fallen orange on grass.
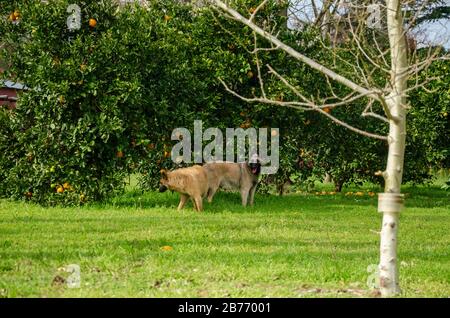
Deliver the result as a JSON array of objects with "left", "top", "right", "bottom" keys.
[{"left": 161, "top": 246, "right": 173, "bottom": 251}]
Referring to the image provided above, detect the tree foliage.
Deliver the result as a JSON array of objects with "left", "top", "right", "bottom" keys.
[{"left": 0, "top": 0, "right": 448, "bottom": 205}]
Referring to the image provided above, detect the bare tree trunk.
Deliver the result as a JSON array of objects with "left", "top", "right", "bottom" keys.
[
  {"left": 334, "top": 179, "right": 344, "bottom": 192},
  {"left": 378, "top": 0, "right": 408, "bottom": 297}
]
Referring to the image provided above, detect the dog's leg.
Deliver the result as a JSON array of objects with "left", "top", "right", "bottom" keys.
[
  {"left": 240, "top": 187, "right": 250, "bottom": 207},
  {"left": 177, "top": 194, "right": 188, "bottom": 211},
  {"left": 194, "top": 196, "right": 203, "bottom": 212},
  {"left": 207, "top": 186, "right": 218, "bottom": 203},
  {"left": 190, "top": 197, "right": 197, "bottom": 210},
  {"left": 249, "top": 184, "right": 258, "bottom": 206}
]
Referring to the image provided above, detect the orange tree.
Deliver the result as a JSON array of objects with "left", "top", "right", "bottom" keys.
[
  {"left": 0, "top": 0, "right": 446, "bottom": 205},
  {"left": 0, "top": 0, "right": 199, "bottom": 204}
]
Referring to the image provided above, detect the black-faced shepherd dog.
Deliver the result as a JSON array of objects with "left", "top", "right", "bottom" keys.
[{"left": 203, "top": 157, "right": 261, "bottom": 207}]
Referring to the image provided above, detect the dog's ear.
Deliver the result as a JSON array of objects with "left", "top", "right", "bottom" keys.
[{"left": 160, "top": 169, "right": 168, "bottom": 180}]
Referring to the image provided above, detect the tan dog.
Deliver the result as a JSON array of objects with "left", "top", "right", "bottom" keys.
[
  {"left": 159, "top": 165, "right": 208, "bottom": 212},
  {"left": 203, "top": 160, "right": 261, "bottom": 207}
]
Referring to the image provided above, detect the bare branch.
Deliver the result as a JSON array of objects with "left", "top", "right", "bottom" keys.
[
  {"left": 315, "top": 105, "right": 388, "bottom": 140},
  {"left": 210, "top": 0, "right": 382, "bottom": 103},
  {"left": 253, "top": 32, "right": 267, "bottom": 99},
  {"left": 362, "top": 100, "right": 389, "bottom": 123},
  {"left": 249, "top": 0, "right": 269, "bottom": 23}
]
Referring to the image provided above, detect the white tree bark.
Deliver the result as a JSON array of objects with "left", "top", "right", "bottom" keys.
[{"left": 378, "top": 0, "right": 408, "bottom": 297}]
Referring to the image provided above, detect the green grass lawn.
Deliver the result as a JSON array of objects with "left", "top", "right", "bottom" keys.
[{"left": 0, "top": 182, "right": 449, "bottom": 298}]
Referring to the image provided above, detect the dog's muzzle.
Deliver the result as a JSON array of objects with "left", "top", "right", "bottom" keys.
[
  {"left": 159, "top": 185, "right": 168, "bottom": 192},
  {"left": 249, "top": 162, "right": 261, "bottom": 175}
]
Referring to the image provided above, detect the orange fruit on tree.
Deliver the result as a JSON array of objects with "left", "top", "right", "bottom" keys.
[
  {"left": 164, "top": 15, "right": 171, "bottom": 21},
  {"left": 56, "top": 186, "right": 64, "bottom": 194},
  {"left": 89, "top": 18, "right": 97, "bottom": 28},
  {"left": 323, "top": 107, "right": 331, "bottom": 114},
  {"left": 63, "top": 182, "right": 71, "bottom": 190}
]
